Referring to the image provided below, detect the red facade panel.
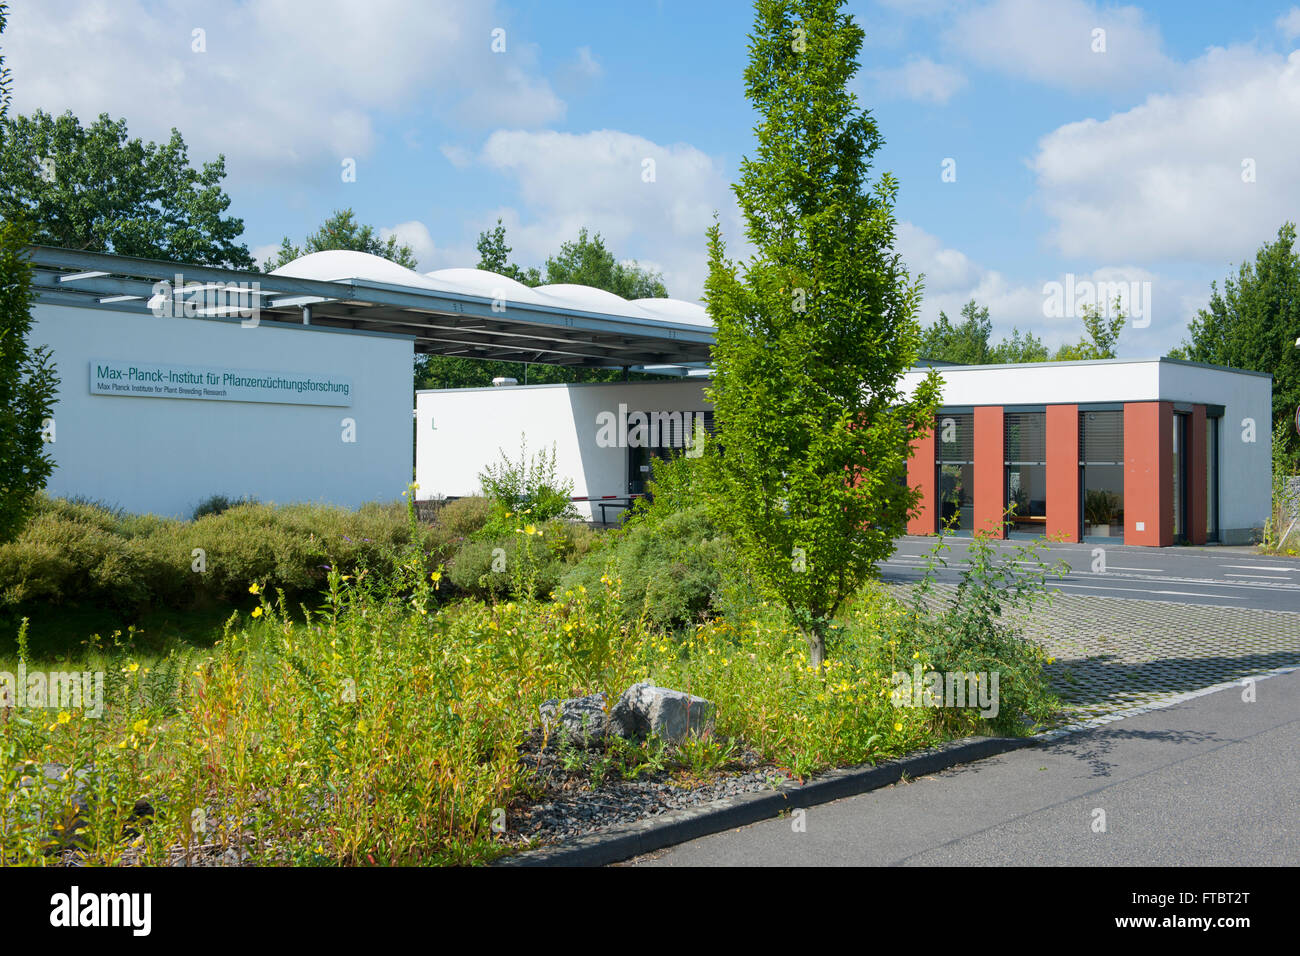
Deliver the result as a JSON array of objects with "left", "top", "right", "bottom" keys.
[
  {"left": 1046, "top": 404, "right": 1080, "bottom": 542},
  {"left": 1124, "top": 401, "right": 1173, "bottom": 547},
  {"left": 907, "top": 427, "right": 937, "bottom": 535},
  {"left": 973, "top": 405, "right": 1005, "bottom": 538},
  {"left": 1189, "top": 404, "right": 1207, "bottom": 545}
]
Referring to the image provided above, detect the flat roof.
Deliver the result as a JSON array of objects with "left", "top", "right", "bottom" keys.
[{"left": 27, "top": 245, "right": 715, "bottom": 369}]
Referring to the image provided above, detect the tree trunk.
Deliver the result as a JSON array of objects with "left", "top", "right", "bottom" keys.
[{"left": 806, "top": 629, "right": 826, "bottom": 668}]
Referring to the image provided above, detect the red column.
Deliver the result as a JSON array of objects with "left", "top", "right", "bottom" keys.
[
  {"left": 974, "top": 405, "right": 1005, "bottom": 538},
  {"left": 1124, "top": 401, "right": 1173, "bottom": 547},
  {"left": 1046, "top": 404, "right": 1080, "bottom": 542},
  {"left": 1189, "top": 404, "right": 1207, "bottom": 545},
  {"left": 907, "top": 427, "right": 936, "bottom": 535}
]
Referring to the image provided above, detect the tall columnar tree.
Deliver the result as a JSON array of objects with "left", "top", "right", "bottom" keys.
[
  {"left": 704, "top": 0, "right": 940, "bottom": 665},
  {"left": 0, "top": 2, "right": 60, "bottom": 542},
  {"left": 0, "top": 109, "right": 253, "bottom": 268}
]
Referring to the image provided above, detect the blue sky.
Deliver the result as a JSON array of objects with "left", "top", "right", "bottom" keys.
[{"left": 8, "top": 0, "right": 1300, "bottom": 356}]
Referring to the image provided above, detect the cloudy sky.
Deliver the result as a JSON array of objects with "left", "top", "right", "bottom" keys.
[{"left": 5, "top": 0, "right": 1300, "bottom": 355}]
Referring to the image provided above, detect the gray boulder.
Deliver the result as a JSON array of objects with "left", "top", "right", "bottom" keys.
[
  {"left": 610, "top": 681, "right": 715, "bottom": 744},
  {"left": 539, "top": 692, "right": 609, "bottom": 746}
]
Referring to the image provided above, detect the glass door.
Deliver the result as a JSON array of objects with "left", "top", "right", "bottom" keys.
[
  {"left": 1004, "top": 412, "right": 1047, "bottom": 536},
  {"left": 1172, "top": 412, "right": 1188, "bottom": 544},
  {"left": 935, "top": 412, "right": 975, "bottom": 535}
]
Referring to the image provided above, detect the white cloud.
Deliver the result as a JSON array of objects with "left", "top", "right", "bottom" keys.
[
  {"left": 944, "top": 0, "right": 1176, "bottom": 92},
  {"left": 381, "top": 221, "right": 438, "bottom": 270},
  {"left": 1031, "top": 47, "right": 1300, "bottom": 263},
  {"left": 897, "top": 222, "right": 1200, "bottom": 356},
  {"left": 870, "top": 56, "right": 967, "bottom": 103},
  {"left": 251, "top": 243, "right": 281, "bottom": 270},
  {"left": 1280, "top": 7, "right": 1300, "bottom": 41},
  {"left": 439, "top": 144, "right": 474, "bottom": 168},
  {"left": 476, "top": 129, "right": 737, "bottom": 300},
  {"left": 4, "top": 0, "right": 564, "bottom": 181}
]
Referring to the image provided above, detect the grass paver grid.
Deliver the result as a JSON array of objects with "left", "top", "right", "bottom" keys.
[{"left": 891, "top": 584, "right": 1300, "bottom": 723}]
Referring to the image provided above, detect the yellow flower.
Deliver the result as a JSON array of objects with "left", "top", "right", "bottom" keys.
[
  {"left": 894, "top": 722, "right": 903, "bottom": 732},
  {"left": 524, "top": 524, "right": 537, "bottom": 536},
  {"left": 430, "top": 570, "right": 442, "bottom": 583},
  {"left": 56, "top": 710, "right": 71, "bottom": 724},
  {"left": 249, "top": 583, "right": 260, "bottom": 595},
  {"left": 125, "top": 661, "right": 140, "bottom": 673},
  {"left": 912, "top": 651, "right": 920, "bottom": 659},
  {"left": 132, "top": 718, "right": 149, "bottom": 735},
  {"left": 251, "top": 606, "right": 263, "bottom": 618}
]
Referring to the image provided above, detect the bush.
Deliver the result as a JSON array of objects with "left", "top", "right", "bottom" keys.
[
  {"left": 191, "top": 494, "right": 260, "bottom": 520},
  {"left": 447, "top": 518, "right": 598, "bottom": 602},
  {"left": 477, "top": 437, "right": 578, "bottom": 537},
  {"left": 560, "top": 455, "right": 760, "bottom": 629},
  {"left": 0, "top": 495, "right": 445, "bottom": 621}
]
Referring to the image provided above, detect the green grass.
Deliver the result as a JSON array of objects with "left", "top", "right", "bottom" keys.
[{"left": 0, "top": 602, "right": 246, "bottom": 668}]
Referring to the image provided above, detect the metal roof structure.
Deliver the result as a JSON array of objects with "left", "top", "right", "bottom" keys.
[{"left": 27, "top": 245, "right": 715, "bottom": 370}]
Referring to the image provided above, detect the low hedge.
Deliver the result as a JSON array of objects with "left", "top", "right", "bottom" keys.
[{"left": 0, "top": 494, "right": 496, "bottom": 613}]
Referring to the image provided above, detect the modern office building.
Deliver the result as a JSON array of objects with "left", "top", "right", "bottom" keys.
[
  {"left": 418, "top": 359, "right": 1271, "bottom": 546},
  {"left": 24, "top": 246, "right": 1272, "bottom": 544},
  {"left": 899, "top": 360, "right": 1272, "bottom": 546}
]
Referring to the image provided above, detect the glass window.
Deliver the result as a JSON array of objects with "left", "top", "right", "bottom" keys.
[
  {"left": 1207, "top": 417, "right": 1218, "bottom": 541},
  {"left": 935, "top": 412, "right": 974, "bottom": 534},
  {"left": 1172, "top": 412, "right": 1188, "bottom": 543},
  {"left": 1080, "top": 410, "right": 1124, "bottom": 540},
  {"left": 1004, "top": 412, "right": 1047, "bottom": 535}
]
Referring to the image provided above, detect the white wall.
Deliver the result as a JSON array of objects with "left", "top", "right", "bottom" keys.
[
  {"left": 30, "top": 302, "right": 414, "bottom": 518},
  {"left": 416, "top": 380, "right": 709, "bottom": 520},
  {"left": 1158, "top": 361, "right": 1272, "bottom": 541},
  {"left": 901, "top": 359, "right": 1163, "bottom": 405}
]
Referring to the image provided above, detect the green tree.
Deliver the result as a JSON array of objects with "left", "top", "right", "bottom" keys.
[
  {"left": 475, "top": 217, "right": 541, "bottom": 286},
  {"left": 543, "top": 227, "right": 667, "bottom": 299},
  {"left": 920, "top": 299, "right": 992, "bottom": 364},
  {"left": 261, "top": 207, "right": 417, "bottom": 272},
  {"left": 1051, "top": 299, "right": 1126, "bottom": 361},
  {"left": 1174, "top": 223, "right": 1300, "bottom": 469},
  {"left": 0, "top": 109, "right": 253, "bottom": 268},
  {"left": 703, "top": 0, "right": 941, "bottom": 666},
  {"left": 987, "top": 327, "right": 1050, "bottom": 364},
  {"left": 0, "top": 2, "right": 61, "bottom": 542}
]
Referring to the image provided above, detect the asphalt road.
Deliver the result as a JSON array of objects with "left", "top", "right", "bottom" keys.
[
  {"left": 882, "top": 536, "right": 1300, "bottom": 613},
  {"left": 636, "top": 668, "right": 1299, "bottom": 866}
]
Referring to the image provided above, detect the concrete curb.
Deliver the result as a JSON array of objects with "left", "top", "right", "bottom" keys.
[
  {"left": 497, "top": 734, "right": 1033, "bottom": 867},
  {"left": 500, "top": 665, "right": 1300, "bottom": 867}
]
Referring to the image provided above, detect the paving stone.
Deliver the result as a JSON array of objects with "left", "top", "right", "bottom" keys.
[{"left": 892, "top": 584, "right": 1300, "bottom": 724}]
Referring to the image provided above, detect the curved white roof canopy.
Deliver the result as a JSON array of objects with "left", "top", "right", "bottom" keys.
[{"left": 269, "top": 249, "right": 713, "bottom": 327}]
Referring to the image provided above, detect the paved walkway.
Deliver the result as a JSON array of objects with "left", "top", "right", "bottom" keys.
[
  {"left": 895, "top": 583, "right": 1300, "bottom": 724},
  {"left": 637, "top": 668, "right": 1300, "bottom": 866}
]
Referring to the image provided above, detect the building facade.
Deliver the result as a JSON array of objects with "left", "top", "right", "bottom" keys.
[
  {"left": 417, "top": 359, "right": 1272, "bottom": 546},
  {"left": 900, "top": 359, "right": 1271, "bottom": 546}
]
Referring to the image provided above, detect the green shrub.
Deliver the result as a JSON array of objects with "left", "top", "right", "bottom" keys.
[
  {"left": 0, "top": 495, "right": 443, "bottom": 624},
  {"left": 433, "top": 496, "right": 492, "bottom": 541},
  {"left": 191, "top": 494, "right": 259, "bottom": 520},
  {"left": 477, "top": 437, "right": 578, "bottom": 537},
  {"left": 447, "top": 519, "right": 598, "bottom": 602},
  {"left": 560, "top": 455, "right": 760, "bottom": 629}
]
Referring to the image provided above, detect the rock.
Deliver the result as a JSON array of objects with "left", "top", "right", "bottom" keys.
[
  {"left": 539, "top": 692, "right": 609, "bottom": 746},
  {"left": 610, "top": 681, "right": 715, "bottom": 744}
]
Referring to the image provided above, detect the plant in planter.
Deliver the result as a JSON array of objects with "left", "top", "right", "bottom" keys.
[{"left": 1084, "top": 489, "right": 1121, "bottom": 534}]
